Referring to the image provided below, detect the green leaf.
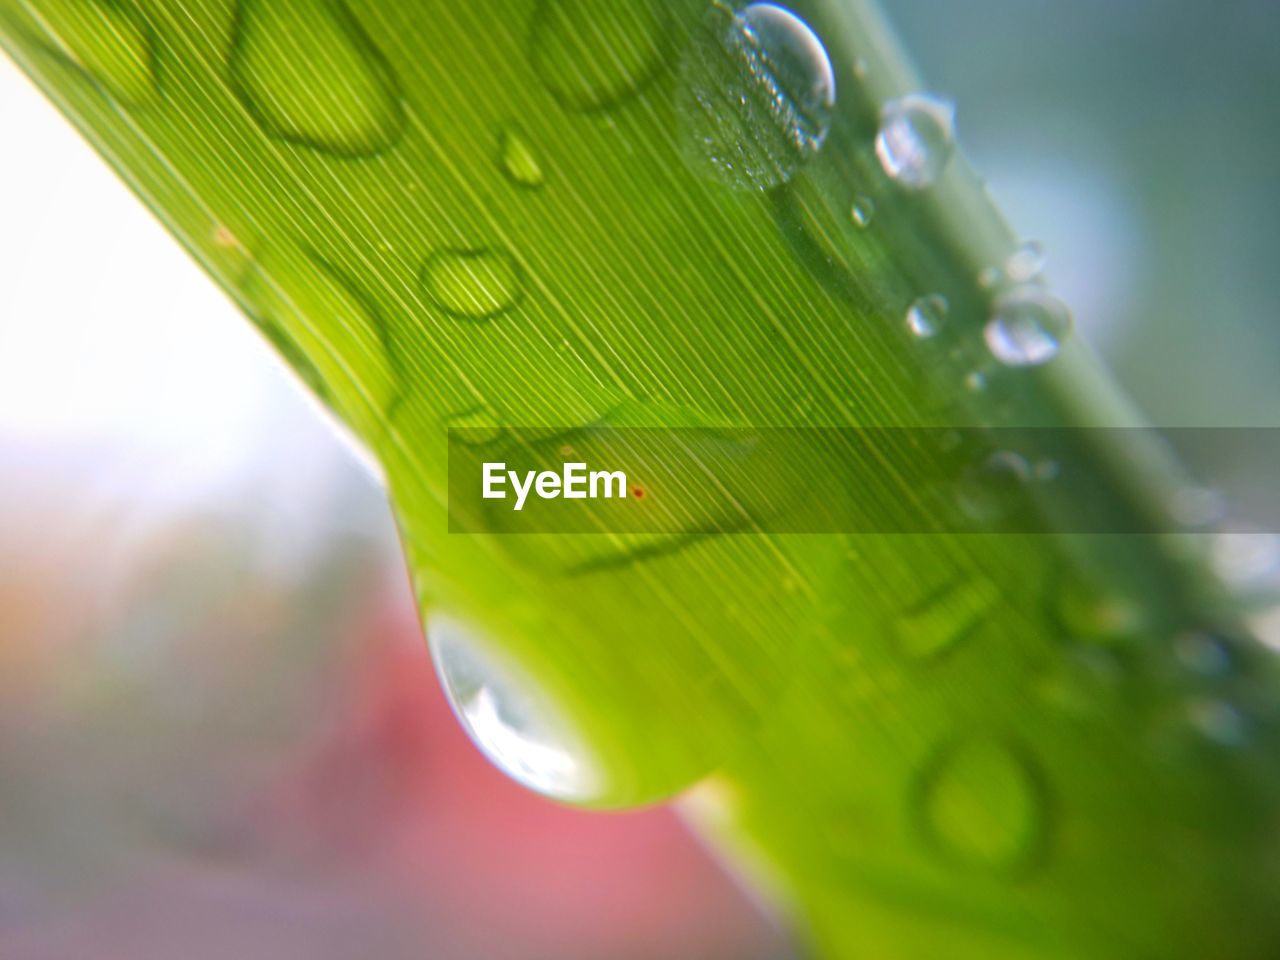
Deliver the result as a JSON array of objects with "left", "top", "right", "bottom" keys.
[{"left": 4, "top": 1, "right": 1279, "bottom": 957}]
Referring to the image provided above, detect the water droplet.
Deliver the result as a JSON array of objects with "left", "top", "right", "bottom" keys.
[
  {"left": 1175, "top": 632, "right": 1232, "bottom": 677},
  {"left": 850, "top": 196, "right": 875, "bottom": 229},
  {"left": 874, "top": 93, "right": 955, "bottom": 190},
  {"left": 984, "top": 290, "right": 1072, "bottom": 367},
  {"left": 678, "top": 3, "right": 835, "bottom": 191},
  {"left": 1051, "top": 570, "right": 1146, "bottom": 645},
  {"left": 893, "top": 577, "right": 999, "bottom": 660},
  {"left": 1210, "top": 530, "right": 1280, "bottom": 588},
  {"left": 36, "top": 0, "right": 157, "bottom": 102},
  {"left": 964, "top": 370, "right": 987, "bottom": 392},
  {"left": 229, "top": 0, "right": 405, "bottom": 156},
  {"left": 1168, "top": 485, "right": 1227, "bottom": 529},
  {"left": 956, "top": 449, "right": 1032, "bottom": 525},
  {"left": 430, "top": 616, "right": 601, "bottom": 802},
  {"left": 531, "top": 0, "right": 672, "bottom": 111},
  {"left": 905, "top": 293, "right": 948, "bottom": 339},
  {"left": 1005, "top": 241, "right": 1045, "bottom": 283},
  {"left": 915, "top": 737, "right": 1046, "bottom": 873},
  {"left": 421, "top": 247, "right": 524, "bottom": 321},
  {"left": 977, "top": 265, "right": 1002, "bottom": 290},
  {"left": 1187, "top": 698, "right": 1248, "bottom": 747},
  {"left": 498, "top": 127, "right": 545, "bottom": 188}
]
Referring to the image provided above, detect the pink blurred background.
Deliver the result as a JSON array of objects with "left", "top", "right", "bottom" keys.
[{"left": 0, "top": 58, "right": 792, "bottom": 960}]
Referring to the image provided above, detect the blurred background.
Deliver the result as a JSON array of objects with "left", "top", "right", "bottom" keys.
[{"left": 2, "top": 1, "right": 1278, "bottom": 956}]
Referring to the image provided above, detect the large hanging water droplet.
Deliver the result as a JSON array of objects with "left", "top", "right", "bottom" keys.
[
  {"left": 984, "top": 290, "right": 1072, "bottom": 367},
  {"left": 420, "top": 247, "right": 524, "bottom": 321},
  {"left": 678, "top": 3, "right": 835, "bottom": 191},
  {"left": 498, "top": 127, "right": 545, "bottom": 188},
  {"left": 875, "top": 93, "right": 955, "bottom": 190},
  {"left": 430, "top": 617, "right": 602, "bottom": 802},
  {"left": 915, "top": 736, "right": 1046, "bottom": 873},
  {"left": 228, "top": 0, "right": 405, "bottom": 156},
  {"left": 35, "top": 0, "right": 157, "bottom": 103},
  {"left": 905, "top": 293, "right": 948, "bottom": 339},
  {"left": 530, "top": 0, "right": 672, "bottom": 111}
]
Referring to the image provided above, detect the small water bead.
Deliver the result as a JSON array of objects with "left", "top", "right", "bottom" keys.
[
  {"left": 228, "top": 0, "right": 405, "bottom": 156},
  {"left": 984, "top": 290, "right": 1072, "bottom": 367},
  {"left": 1168, "top": 485, "right": 1227, "bottom": 529},
  {"left": 1175, "top": 632, "right": 1233, "bottom": 678},
  {"left": 915, "top": 737, "right": 1046, "bottom": 874},
  {"left": 850, "top": 196, "right": 875, "bottom": 229},
  {"left": 1005, "top": 241, "right": 1046, "bottom": 284},
  {"left": 905, "top": 293, "right": 948, "bottom": 339},
  {"left": 430, "top": 616, "right": 602, "bottom": 802},
  {"left": 964, "top": 370, "right": 987, "bottom": 392},
  {"left": 977, "top": 265, "right": 1002, "bottom": 291},
  {"left": 498, "top": 127, "right": 545, "bottom": 188},
  {"left": 874, "top": 93, "right": 956, "bottom": 190},
  {"left": 1187, "top": 698, "right": 1248, "bottom": 748},
  {"left": 531, "top": 0, "right": 672, "bottom": 111},
  {"left": 1209, "top": 530, "right": 1280, "bottom": 588},
  {"left": 678, "top": 3, "right": 835, "bottom": 191},
  {"left": 420, "top": 247, "right": 524, "bottom": 320}
]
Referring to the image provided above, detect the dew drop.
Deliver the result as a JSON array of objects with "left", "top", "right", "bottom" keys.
[
  {"left": 531, "top": 0, "right": 672, "bottom": 111},
  {"left": 874, "top": 93, "right": 955, "bottom": 190},
  {"left": 228, "top": 0, "right": 405, "bottom": 156},
  {"left": 1175, "top": 631, "right": 1232, "bottom": 678},
  {"left": 915, "top": 737, "right": 1046, "bottom": 873},
  {"left": 964, "top": 370, "right": 987, "bottom": 392},
  {"left": 1187, "top": 698, "right": 1248, "bottom": 748},
  {"left": 977, "top": 265, "right": 1002, "bottom": 291},
  {"left": 850, "top": 196, "right": 875, "bottom": 229},
  {"left": 1005, "top": 240, "right": 1046, "bottom": 283},
  {"left": 678, "top": 3, "right": 835, "bottom": 191},
  {"left": 1050, "top": 569, "right": 1147, "bottom": 645},
  {"left": 984, "top": 290, "right": 1072, "bottom": 367},
  {"left": 893, "top": 577, "right": 999, "bottom": 660},
  {"left": 36, "top": 0, "right": 157, "bottom": 102},
  {"left": 498, "top": 127, "right": 545, "bottom": 188},
  {"left": 430, "top": 616, "right": 602, "bottom": 802},
  {"left": 905, "top": 293, "right": 948, "bottom": 339},
  {"left": 421, "top": 247, "right": 524, "bottom": 321},
  {"left": 1209, "top": 531, "right": 1280, "bottom": 588}
]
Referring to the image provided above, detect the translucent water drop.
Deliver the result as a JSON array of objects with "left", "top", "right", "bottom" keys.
[
  {"left": 1210, "top": 531, "right": 1280, "bottom": 587},
  {"left": 1168, "top": 485, "right": 1227, "bottom": 529},
  {"left": 678, "top": 3, "right": 835, "bottom": 191},
  {"left": 421, "top": 248, "right": 524, "bottom": 320},
  {"left": 1187, "top": 698, "right": 1248, "bottom": 748},
  {"left": 531, "top": 0, "right": 672, "bottom": 111},
  {"left": 228, "top": 0, "right": 405, "bottom": 156},
  {"left": 38, "top": 0, "right": 157, "bottom": 102},
  {"left": 874, "top": 93, "right": 955, "bottom": 190},
  {"left": 964, "top": 370, "right": 987, "bottom": 391},
  {"left": 498, "top": 127, "right": 545, "bottom": 188},
  {"left": 916, "top": 737, "right": 1045, "bottom": 873},
  {"left": 430, "top": 616, "right": 601, "bottom": 802},
  {"left": 850, "top": 196, "right": 875, "bottom": 229},
  {"left": 1005, "top": 241, "right": 1046, "bottom": 283},
  {"left": 984, "top": 290, "right": 1072, "bottom": 367},
  {"left": 957, "top": 449, "right": 1032, "bottom": 526},
  {"left": 905, "top": 293, "right": 948, "bottom": 339},
  {"left": 893, "top": 577, "right": 999, "bottom": 660},
  {"left": 977, "top": 265, "right": 1002, "bottom": 290},
  {"left": 1051, "top": 570, "right": 1146, "bottom": 645},
  {"left": 1175, "top": 632, "right": 1232, "bottom": 677}
]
